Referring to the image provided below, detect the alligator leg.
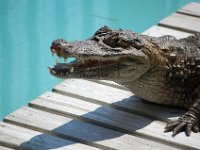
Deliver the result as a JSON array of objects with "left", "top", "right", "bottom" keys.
[{"left": 165, "top": 99, "right": 200, "bottom": 136}]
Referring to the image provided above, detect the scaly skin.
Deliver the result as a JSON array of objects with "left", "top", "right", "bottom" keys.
[{"left": 49, "top": 26, "right": 200, "bottom": 136}]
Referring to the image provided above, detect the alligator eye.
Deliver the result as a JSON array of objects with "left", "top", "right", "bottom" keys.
[
  {"left": 94, "top": 26, "right": 111, "bottom": 35},
  {"left": 133, "top": 39, "right": 142, "bottom": 49}
]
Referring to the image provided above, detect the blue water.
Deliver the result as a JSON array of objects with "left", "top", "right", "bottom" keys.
[{"left": 0, "top": 0, "right": 200, "bottom": 120}]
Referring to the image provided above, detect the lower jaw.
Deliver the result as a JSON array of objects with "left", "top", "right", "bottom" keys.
[{"left": 50, "top": 60, "right": 122, "bottom": 79}]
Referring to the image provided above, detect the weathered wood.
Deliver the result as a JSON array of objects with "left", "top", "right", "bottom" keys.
[
  {"left": 53, "top": 79, "right": 184, "bottom": 121},
  {"left": 159, "top": 13, "right": 200, "bottom": 33},
  {"left": 30, "top": 92, "right": 200, "bottom": 150},
  {"left": 142, "top": 25, "right": 192, "bottom": 39},
  {"left": 90, "top": 80, "right": 128, "bottom": 91},
  {"left": 177, "top": 2, "right": 200, "bottom": 18},
  {"left": 0, "top": 122, "right": 100, "bottom": 150},
  {"left": 5, "top": 106, "right": 180, "bottom": 150},
  {"left": 0, "top": 146, "right": 13, "bottom": 150}
]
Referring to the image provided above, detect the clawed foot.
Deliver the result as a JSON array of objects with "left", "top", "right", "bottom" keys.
[{"left": 165, "top": 113, "right": 199, "bottom": 136}]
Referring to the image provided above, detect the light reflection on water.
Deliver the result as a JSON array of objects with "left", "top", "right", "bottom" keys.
[{"left": 0, "top": 0, "right": 199, "bottom": 120}]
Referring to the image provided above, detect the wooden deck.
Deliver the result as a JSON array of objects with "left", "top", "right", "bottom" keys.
[{"left": 1, "top": 2, "right": 200, "bottom": 150}]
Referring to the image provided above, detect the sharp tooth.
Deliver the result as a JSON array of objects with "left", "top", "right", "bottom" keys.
[
  {"left": 70, "top": 67, "right": 74, "bottom": 73},
  {"left": 52, "top": 70, "right": 56, "bottom": 74},
  {"left": 56, "top": 58, "right": 59, "bottom": 64},
  {"left": 51, "top": 49, "right": 56, "bottom": 56},
  {"left": 51, "top": 70, "right": 56, "bottom": 74},
  {"left": 48, "top": 66, "right": 56, "bottom": 74},
  {"left": 48, "top": 66, "right": 52, "bottom": 71}
]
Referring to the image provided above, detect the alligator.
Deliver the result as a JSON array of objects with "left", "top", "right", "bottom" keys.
[{"left": 49, "top": 26, "right": 200, "bottom": 136}]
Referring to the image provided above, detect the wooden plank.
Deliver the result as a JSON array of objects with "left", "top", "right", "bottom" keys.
[
  {"left": 4, "top": 106, "right": 180, "bottom": 150},
  {"left": 0, "top": 146, "right": 13, "bottom": 150},
  {"left": 159, "top": 13, "right": 200, "bottom": 33},
  {"left": 30, "top": 92, "right": 200, "bottom": 150},
  {"left": 90, "top": 80, "right": 128, "bottom": 91},
  {"left": 142, "top": 25, "right": 192, "bottom": 39},
  {"left": 177, "top": 2, "right": 200, "bottom": 18},
  {"left": 0, "top": 122, "right": 100, "bottom": 150},
  {"left": 53, "top": 79, "right": 184, "bottom": 121}
]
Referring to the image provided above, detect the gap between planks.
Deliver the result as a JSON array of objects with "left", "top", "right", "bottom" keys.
[
  {"left": 148, "top": 2, "right": 200, "bottom": 35},
  {"left": 27, "top": 91, "right": 200, "bottom": 150},
  {"left": 177, "top": 2, "right": 200, "bottom": 18},
  {"left": 0, "top": 122, "right": 100, "bottom": 150},
  {"left": 52, "top": 79, "right": 185, "bottom": 121},
  {"left": 158, "top": 12, "right": 200, "bottom": 33},
  {"left": 4, "top": 106, "right": 181, "bottom": 150},
  {"left": 142, "top": 25, "right": 192, "bottom": 39}
]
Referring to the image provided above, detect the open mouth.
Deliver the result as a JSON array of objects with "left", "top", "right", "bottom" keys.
[
  {"left": 48, "top": 40, "right": 117, "bottom": 76},
  {"left": 48, "top": 39, "right": 138, "bottom": 77}
]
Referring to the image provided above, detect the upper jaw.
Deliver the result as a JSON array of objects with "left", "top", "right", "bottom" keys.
[{"left": 50, "top": 39, "right": 147, "bottom": 62}]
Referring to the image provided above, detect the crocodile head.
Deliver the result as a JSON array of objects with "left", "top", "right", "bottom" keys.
[{"left": 49, "top": 26, "right": 168, "bottom": 82}]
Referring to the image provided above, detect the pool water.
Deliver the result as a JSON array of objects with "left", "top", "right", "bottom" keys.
[{"left": 0, "top": 0, "right": 200, "bottom": 120}]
